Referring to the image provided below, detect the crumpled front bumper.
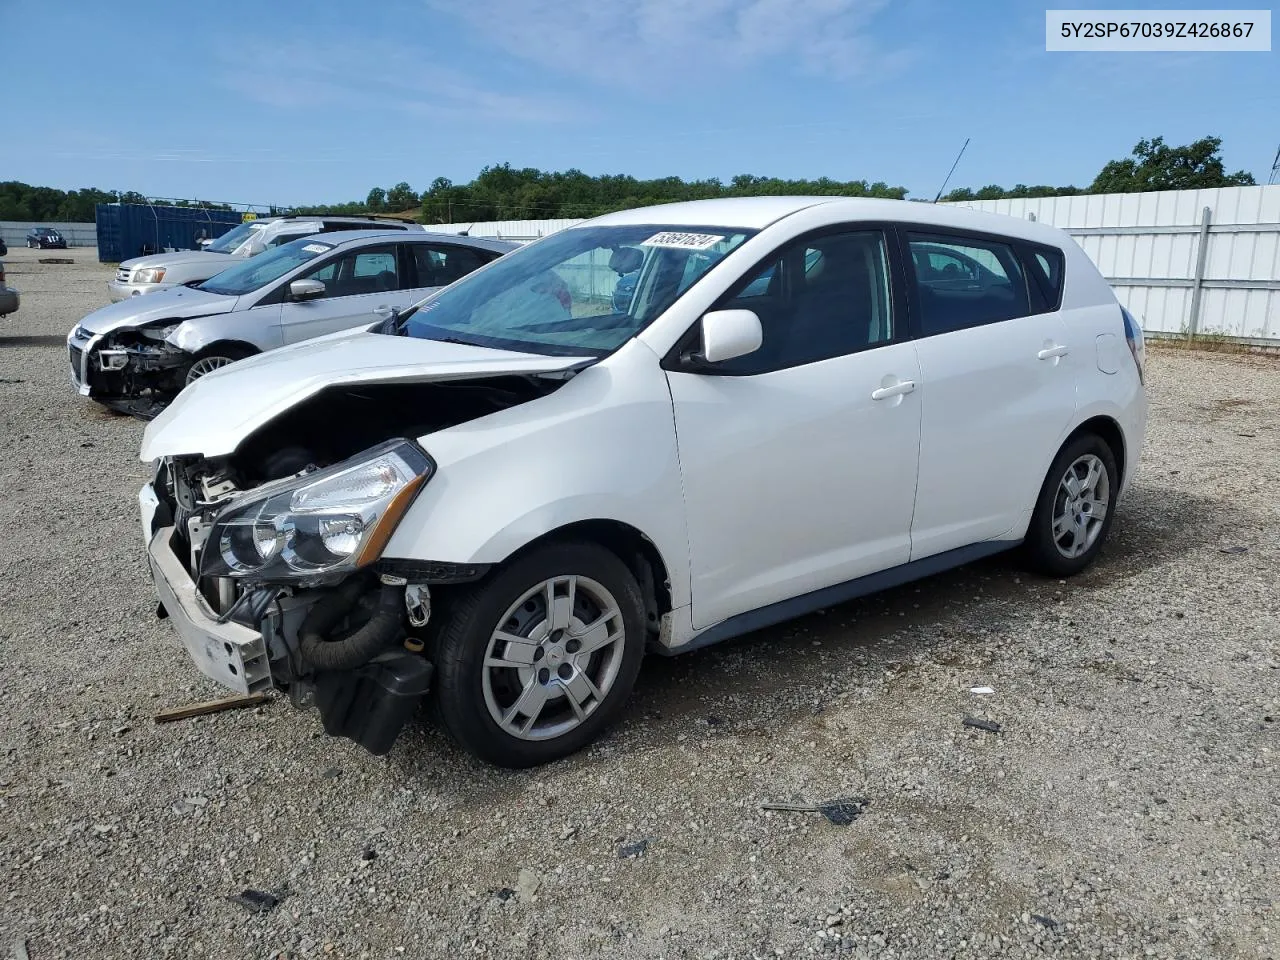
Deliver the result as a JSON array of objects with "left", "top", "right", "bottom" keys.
[{"left": 140, "top": 484, "right": 272, "bottom": 695}]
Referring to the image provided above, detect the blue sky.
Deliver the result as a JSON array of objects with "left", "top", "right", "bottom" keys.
[{"left": 4, "top": 0, "right": 1276, "bottom": 209}]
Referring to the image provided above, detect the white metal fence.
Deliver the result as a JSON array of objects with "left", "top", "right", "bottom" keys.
[
  {"left": 424, "top": 185, "right": 1280, "bottom": 344},
  {"left": 0, "top": 221, "right": 97, "bottom": 248}
]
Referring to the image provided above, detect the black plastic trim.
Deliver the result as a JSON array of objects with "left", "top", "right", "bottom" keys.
[{"left": 374, "top": 558, "right": 493, "bottom": 584}]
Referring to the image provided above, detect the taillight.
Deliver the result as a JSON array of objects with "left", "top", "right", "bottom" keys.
[{"left": 1121, "top": 306, "right": 1145, "bottom": 385}]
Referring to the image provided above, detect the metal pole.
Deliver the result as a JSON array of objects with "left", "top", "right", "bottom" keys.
[{"left": 1187, "top": 205, "right": 1212, "bottom": 340}]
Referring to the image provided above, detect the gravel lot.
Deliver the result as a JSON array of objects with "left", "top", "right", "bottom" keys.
[{"left": 0, "top": 247, "right": 1276, "bottom": 960}]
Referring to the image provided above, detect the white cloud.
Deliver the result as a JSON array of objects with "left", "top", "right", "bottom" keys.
[
  {"left": 217, "top": 40, "right": 582, "bottom": 124},
  {"left": 429, "top": 0, "right": 897, "bottom": 89}
]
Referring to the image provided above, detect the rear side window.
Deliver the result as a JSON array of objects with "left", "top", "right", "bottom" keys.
[
  {"left": 412, "top": 245, "right": 489, "bottom": 287},
  {"left": 906, "top": 233, "right": 1031, "bottom": 336}
]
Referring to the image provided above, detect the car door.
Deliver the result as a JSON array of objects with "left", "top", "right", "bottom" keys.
[
  {"left": 666, "top": 227, "right": 923, "bottom": 630},
  {"left": 904, "top": 229, "right": 1078, "bottom": 559},
  {"left": 278, "top": 243, "right": 410, "bottom": 344}
]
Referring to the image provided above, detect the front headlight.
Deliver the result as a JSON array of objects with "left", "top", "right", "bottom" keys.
[
  {"left": 199, "top": 440, "right": 433, "bottom": 583},
  {"left": 133, "top": 267, "right": 166, "bottom": 284}
]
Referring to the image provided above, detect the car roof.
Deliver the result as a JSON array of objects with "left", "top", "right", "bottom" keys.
[
  {"left": 319, "top": 229, "right": 517, "bottom": 253},
  {"left": 584, "top": 196, "right": 1070, "bottom": 247}
]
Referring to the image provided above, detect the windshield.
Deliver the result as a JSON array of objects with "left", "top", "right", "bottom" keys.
[
  {"left": 198, "top": 236, "right": 333, "bottom": 296},
  {"left": 205, "top": 221, "right": 262, "bottom": 255},
  {"left": 400, "top": 224, "right": 755, "bottom": 356}
]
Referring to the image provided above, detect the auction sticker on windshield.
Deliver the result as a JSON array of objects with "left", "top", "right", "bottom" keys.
[{"left": 641, "top": 232, "right": 725, "bottom": 250}]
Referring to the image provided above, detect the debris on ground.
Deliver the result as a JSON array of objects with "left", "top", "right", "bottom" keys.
[
  {"left": 12, "top": 937, "right": 30, "bottom": 960},
  {"left": 493, "top": 888, "right": 516, "bottom": 902},
  {"left": 1219, "top": 545, "right": 1249, "bottom": 554},
  {"left": 969, "top": 686, "right": 995, "bottom": 695},
  {"left": 962, "top": 716, "right": 1002, "bottom": 734},
  {"left": 516, "top": 868, "right": 541, "bottom": 900},
  {"left": 761, "top": 797, "right": 869, "bottom": 825},
  {"left": 228, "top": 889, "right": 281, "bottom": 914},
  {"left": 618, "top": 838, "right": 649, "bottom": 859},
  {"left": 1031, "top": 914, "right": 1060, "bottom": 930},
  {"left": 154, "top": 692, "right": 268, "bottom": 723},
  {"left": 37, "top": 258, "right": 74, "bottom": 264}
]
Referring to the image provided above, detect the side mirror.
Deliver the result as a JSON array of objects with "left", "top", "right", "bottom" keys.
[
  {"left": 699, "top": 309, "right": 762, "bottom": 364},
  {"left": 289, "top": 278, "right": 326, "bottom": 301}
]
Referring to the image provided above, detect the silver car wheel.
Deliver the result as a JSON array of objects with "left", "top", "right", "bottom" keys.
[
  {"left": 186, "top": 355, "right": 237, "bottom": 385},
  {"left": 1052, "top": 453, "right": 1110, "bottom": 559},
  {"left": 481, "top": 574, "right": 626, "bottom": 742}
]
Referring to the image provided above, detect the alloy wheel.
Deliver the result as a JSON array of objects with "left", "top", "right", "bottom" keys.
[
  {"left": 186, "top": 355, "right": 237, "bottom": 384},
  {"left": 481, "top": 574, "right": 626, "bottom": 742},
  {"left": 1051, "top": 453, "right": 1110, "bottom": 559}
]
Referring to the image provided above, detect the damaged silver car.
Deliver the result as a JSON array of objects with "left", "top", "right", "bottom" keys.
[{"left": 68, "top": 230, "right": 513, "bottom": 416}]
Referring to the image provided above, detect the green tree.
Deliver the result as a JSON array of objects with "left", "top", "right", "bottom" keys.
[
  {"left": 365, "top": 187, "right": 387, "bottom": 212},
  {"left": 384, "top": 182, "right": 419, "bottom": 211},
  {"left": 1090, "top": 136, "right": 1255, "bottom": 193}
]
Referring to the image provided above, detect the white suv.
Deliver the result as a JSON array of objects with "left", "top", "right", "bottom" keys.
[
  {"left": 136, "top": 197, "right": 1147, "bottom": 767},
  {"left": 107, "top": 216, "right": 427, "bottom": 301}
]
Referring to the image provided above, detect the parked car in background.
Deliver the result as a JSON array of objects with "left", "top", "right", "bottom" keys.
[
  {"left": 27, "top": 227, "right": 67, "bottom": 249},
  {"left": 108, "top": 215, "right": 430, "bottom": 302},
  {"left": 0, "top": 237, "right": 8, "bottom": 257},
  {"left": 0, "top": 260, "right": 18, "bottom": 317},
  {"left": 133, "top": 196, "right": 1146, "bottom": 767},
  {"left": 70, "top": 230, "right": 513, "bottom": 415}
]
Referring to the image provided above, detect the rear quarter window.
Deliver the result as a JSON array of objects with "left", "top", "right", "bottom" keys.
[{"left": 1023, "top": 246, "right": 1065, "bottom": 312}]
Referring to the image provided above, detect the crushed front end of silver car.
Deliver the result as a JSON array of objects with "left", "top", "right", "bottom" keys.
[
  {"left": 139, "top": 440, "right": 461, "bottom": 755},
  {"left": 68, "top": 322, "right": 196, "bottom": 417}
]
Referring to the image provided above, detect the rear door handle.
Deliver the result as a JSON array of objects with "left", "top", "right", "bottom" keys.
[
  {"left": 871, "top": 380, "right": 916, "bottom": 401},
  {"left": 1037, "top": 344, "right": 1069, "bottom": 360}
]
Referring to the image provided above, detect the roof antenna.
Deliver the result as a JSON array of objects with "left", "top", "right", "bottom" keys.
[
  {"left": 1268, "top": 142, "right": 1280, "bottom": 185},
  {"left": 932, "top": 137, "right": 970, "bottom": 203}
]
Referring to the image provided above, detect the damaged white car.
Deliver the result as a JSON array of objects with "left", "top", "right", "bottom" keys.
[
  {"left": 138, "top": 197, "right": 1146, "bottom": 767},
  {"left": 69, "top": 230, "right": 513, "bottom": 416}
]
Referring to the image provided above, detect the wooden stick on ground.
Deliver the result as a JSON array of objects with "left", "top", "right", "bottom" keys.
[{"left": 154, "top": 692, "right": 268, "bottom": 723}]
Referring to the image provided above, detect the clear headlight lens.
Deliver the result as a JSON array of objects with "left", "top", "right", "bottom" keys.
[
  {"left": 133, "top": 267, "right": 167, "bottom": 284},
  {"left": 200, "top": 440, "right": 433, "bottom": 582}
]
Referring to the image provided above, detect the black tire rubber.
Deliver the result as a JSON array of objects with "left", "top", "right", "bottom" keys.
[
  {"left": 433, "top": 541, "right": 646, "bottom": 768},
  {"left": 1024, "top": 432, "right": 1119, "bottom": 577}
]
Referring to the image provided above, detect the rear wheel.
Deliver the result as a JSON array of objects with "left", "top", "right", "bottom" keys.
[
  {"left": 1024, "top": 433, "right": 1118, "bottom": 576},
  {"left": 434, "top": 542, "right": 646, "bottom": 768},
  {"left": 185, "top": 344, "right": 256, "bottom": 386}
]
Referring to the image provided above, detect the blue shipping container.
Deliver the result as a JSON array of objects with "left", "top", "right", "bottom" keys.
[{"left": 95, "top": 203, "right": 245, "bottom": 263}]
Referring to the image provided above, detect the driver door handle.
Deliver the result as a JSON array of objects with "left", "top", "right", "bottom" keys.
[
  {"left": 1037, "top": 344, "right": 1069, "bottom": 360},
  {"left": 871, "top": 380, "right": 916, "bottom": 401}
]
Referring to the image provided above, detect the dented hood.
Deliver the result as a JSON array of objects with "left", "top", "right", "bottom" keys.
[
  {"left": 140, "top": 330, "right": 594, "bottom": 460},
  {"left": 77, "top": 285, "right": 238, "bottom": 335}
]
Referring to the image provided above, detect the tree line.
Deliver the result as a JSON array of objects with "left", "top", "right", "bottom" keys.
[
  {"left": 2, "top": 136, "right": 1255, "bottom": 224},
  {"left": 0, "top": 184, "right": 234, "bottom": 223}
]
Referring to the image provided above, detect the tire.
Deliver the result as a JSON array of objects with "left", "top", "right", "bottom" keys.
[
  {"left": 434, "top": 541, "right": 646, "bottom": 768},
  {"left": 184, "top": 344, "right": 256, "bottom": 386},
  {"left": 1024, "top": 433, "right": 1119, "bottom": 577}
]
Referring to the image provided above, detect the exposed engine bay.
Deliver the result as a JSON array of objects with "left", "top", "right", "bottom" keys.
[{"left": 147, "top": 374, "right": 569, "bottom": 754}]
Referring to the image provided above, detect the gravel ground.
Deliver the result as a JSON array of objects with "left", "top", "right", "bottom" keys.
[{"left": 0, "top": 248, "right": 1276, "bottom": 960}]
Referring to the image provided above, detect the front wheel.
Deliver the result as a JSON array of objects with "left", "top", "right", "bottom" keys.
[
  {"left": 185, "top": 344, "right": 256, "bottom": 386},
  {"left": 1024, "top": 433, "right": 1118, "bottom": 577},
  {"left": 434, "top": 542, "right": 646, "bottom": 768}
]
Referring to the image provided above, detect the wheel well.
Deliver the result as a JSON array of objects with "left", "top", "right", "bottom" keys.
[
  {"left": 505, "top": 520, "right": 674, "bottom": 634},
  {"left": 194, "top": 339, "right": 258, "bottom": 360},
  {"left": 1067, "top": 416, "right": 1126, "bottom": 486}
]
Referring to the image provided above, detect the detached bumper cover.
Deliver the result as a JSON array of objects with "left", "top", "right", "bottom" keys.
[{"left": 145, "top": 520, "right": 272, "bottom": 695}]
